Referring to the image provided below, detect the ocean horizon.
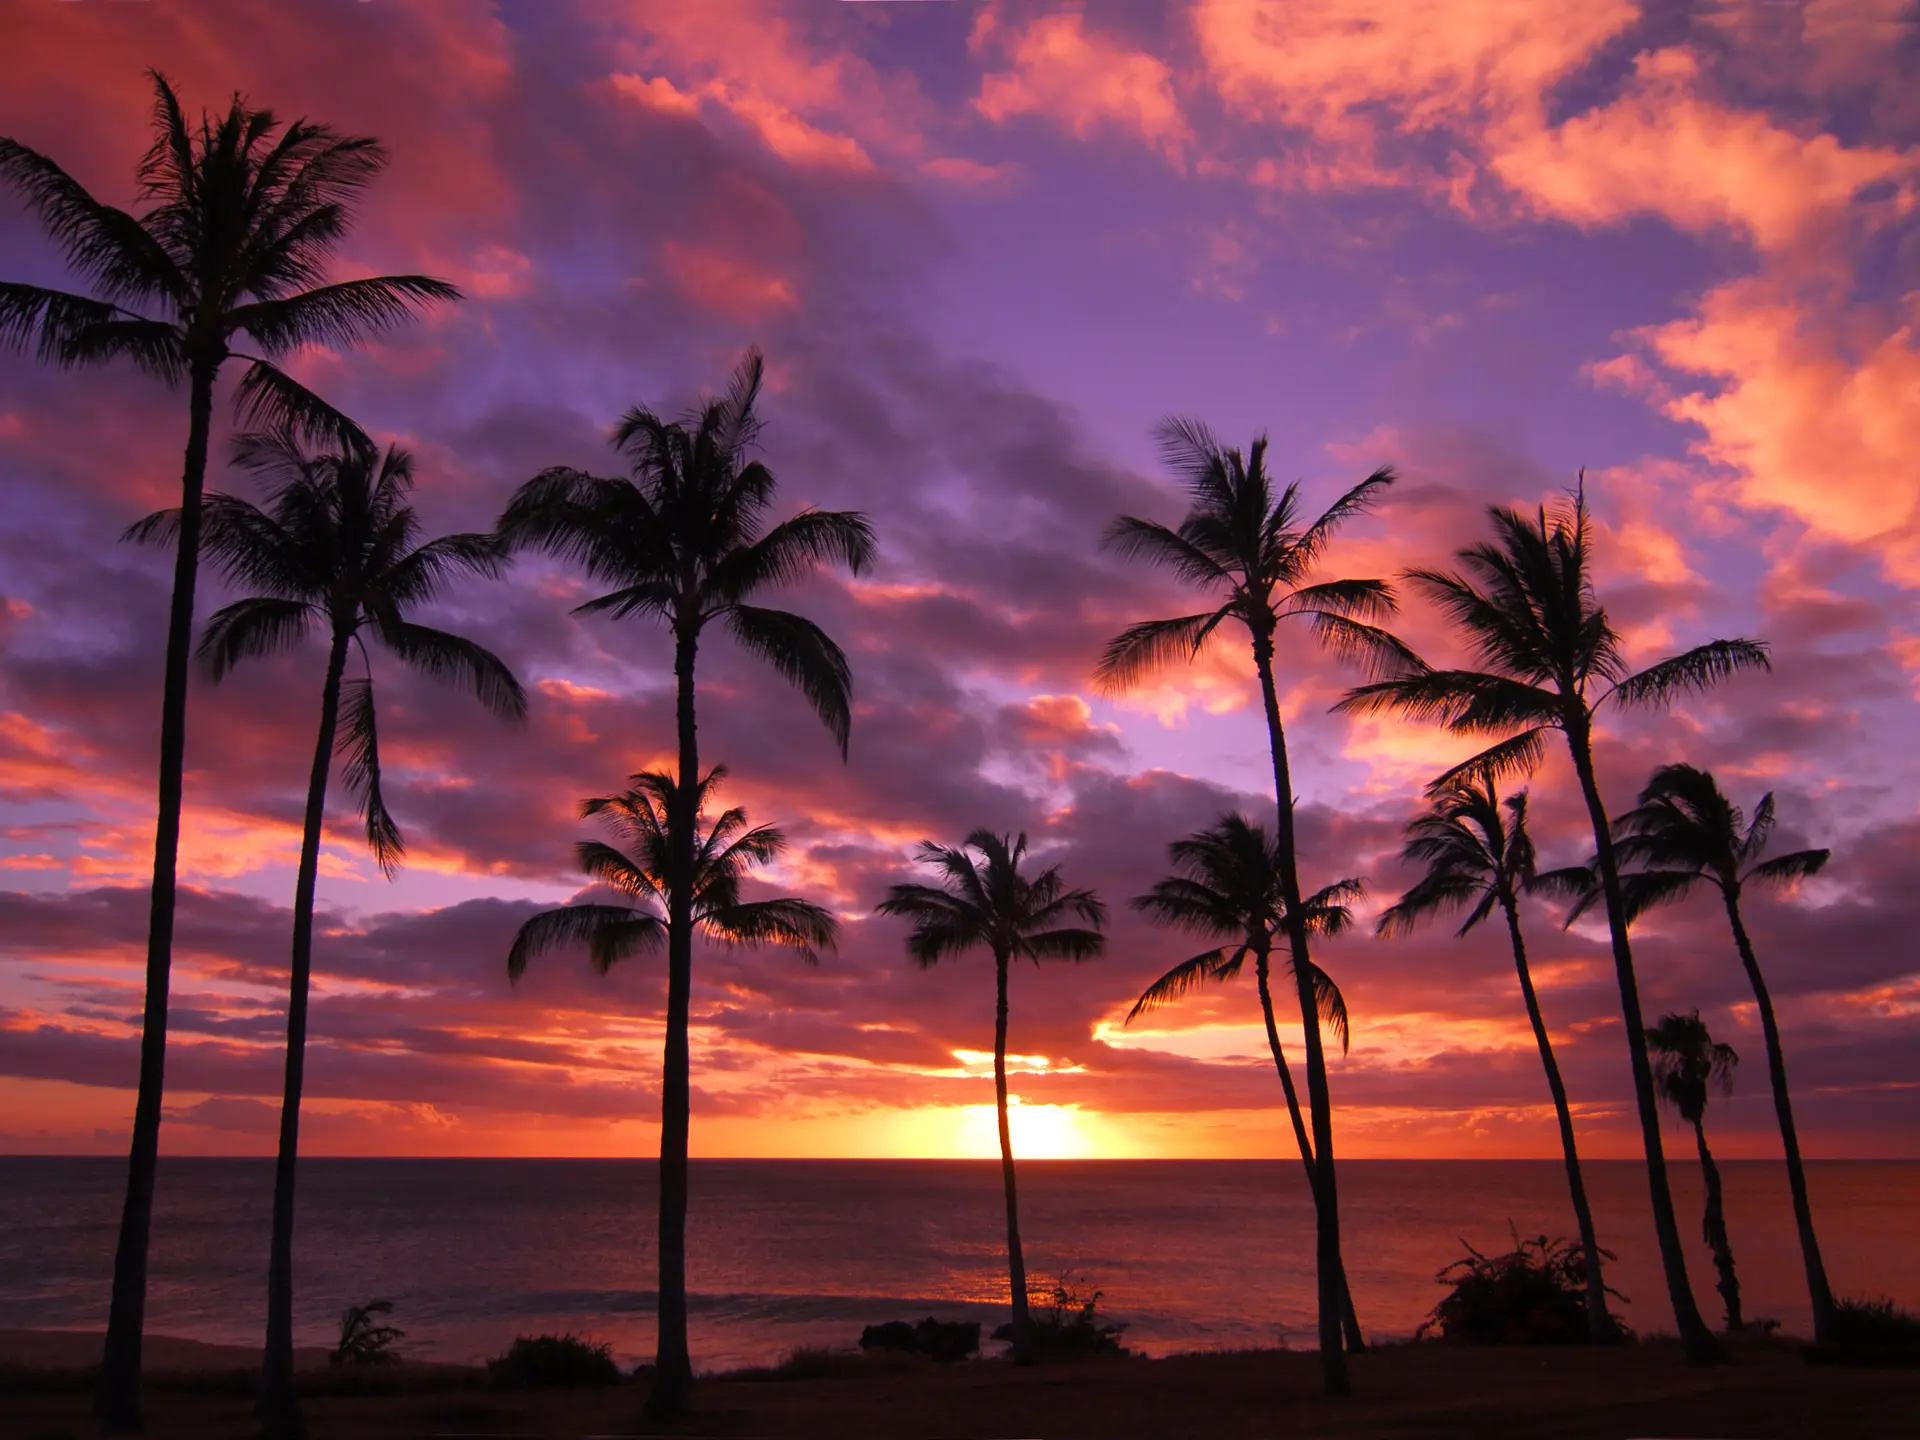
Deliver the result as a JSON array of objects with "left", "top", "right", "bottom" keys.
[{"left": 4, "top": 1157, "right": 1915, "bottom": 1373}]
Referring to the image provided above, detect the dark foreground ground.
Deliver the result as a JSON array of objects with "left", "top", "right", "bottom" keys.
[{"left": 3, "top": 1333, "right": 1917, "bottom": 1439}]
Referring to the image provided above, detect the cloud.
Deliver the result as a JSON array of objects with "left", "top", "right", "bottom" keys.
[{"left": 971, "top": 4, "right": 1192, "bottom": 164}]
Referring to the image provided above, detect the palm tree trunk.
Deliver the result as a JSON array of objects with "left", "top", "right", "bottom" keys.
[
  {"left": 1723, "top": 889, "right": 1834, "bottom": 1341},
  {"left": 647, "top": 626, "right": 699, "bottom": 1417},
  {"left": 995, "top": 949, "right": 1035, "bottom": 1361},
  {"left": 1251, "top": 631, "right": 1349, "bottom": 1396},
  {"left": 99, "top": 355, "right": 218, "bottom": 1432},
  {"left": 1501, "top": 894, "right": 1611, "bottom": 1340},
  {"left": 1564, "top": 723, "right": 1719, "bottom": 1362},
  {"left": 1255, "top": 949, "right": 1365, "bottom": 1352},
  {"left": 1692, "top": 1117, "right": 1742, "bottom": 1332},
  {"left": 259, "top": 628, "right": 351, "bottom": 1438}
]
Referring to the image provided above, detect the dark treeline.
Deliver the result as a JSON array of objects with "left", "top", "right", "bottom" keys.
[{"left": 0, "top": 75, "right": 1842, "bottom": 1433}]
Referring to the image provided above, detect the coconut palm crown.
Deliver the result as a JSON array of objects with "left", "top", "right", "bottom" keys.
[
  {"left": 508, "top": 766, "right": 837, "bottom": 981},
  {"left": 1336, "top": 480, "right": 1765, "bottom": 1362},
  {"left": 877, "top": 831, "right": 1104, "bottom": 1359},
  {"left": 2, "top": 76, "right": 460, "bottom": 1425}
]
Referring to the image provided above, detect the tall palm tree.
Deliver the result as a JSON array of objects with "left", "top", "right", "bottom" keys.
[
  {"left": 1096, "top": 419, "right": 1401, "bottom": 1393},
  {"left": 507, "top": 765, "right": 836, "bottom": 985},
  {"left": 1375, "top": 779, "right": 1613, "bottom": 1339},
  {"left": 0, "top": 74, "right": 458, "bottom": 1424},
  {"left": 1648, "top": 1012, "right": 1743, "bottom": 1332},
  {"left": 496, "top": 350, "right": 871, "bottom": 1413},
  {"left": 1126, "top": 812, "right": 1366, "bottom": 1350},
  {"left": 1336, "top": 480, "right": 1767, "bottom": 1361},
  {"left": 1604, "top": 763, "right": 1836, "bottom": 1341},
  {"left": 133, "top": 432, "right": 525, "bottom": 1433},
  {"left": 876, "top": 831, "right": 1105, "bottom": 1361}
]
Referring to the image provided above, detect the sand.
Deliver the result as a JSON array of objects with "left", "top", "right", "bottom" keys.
[{"left": 2, "top": 1329, "right": 1916, "bottom": 1438}]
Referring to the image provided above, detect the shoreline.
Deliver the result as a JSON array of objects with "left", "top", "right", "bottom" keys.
[{"left": 4, "top": 1329, "right": 1917, "bottom": 1438}]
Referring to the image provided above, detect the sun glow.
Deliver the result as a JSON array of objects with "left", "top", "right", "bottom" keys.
[{"left": 955, "top": 1099, "right": 1097, "bottom": 1159}]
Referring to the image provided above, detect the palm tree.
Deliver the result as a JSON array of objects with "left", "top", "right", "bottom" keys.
[
  {"left": 1648, "top": 1012, "right": 1743, "bottom": 1332},
  {"left": 0, "top": 74, "right": 458, "bottom": 1424},
  {"left": 1096, "top": 418, "right": 1401, "bottom": 1393},
  {"left": 1336, "top": 479, "right": 1768, "bottom": 1361},
  {"left": 1605, "top": 763, "right": 1836, "bottom": 1341},
  {"left": 876, "top": 831, "right": 1105, "bottom": 1361},
  {"left": 1375, "top": 779, "right": 1613, "bottom": 1339},
  {"left": 133, "top": 431, "right": 525, "bottom": 1433},
  {"left": 496, "top": 350, "right": 871, "bottom": 1413},
  {"left": 507, "top": 765, "right": 836, "bottom": 985},
  {"left": 1126, "top": 812, "right": 1367, "bottom": 1351}
]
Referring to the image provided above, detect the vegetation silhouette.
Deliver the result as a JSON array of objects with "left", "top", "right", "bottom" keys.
[
  {"left": 1598, "top": 762, "right": 1837, "bottom": 1342},
  {"left": 332, "top": 1301, "right": 404, "bottom": 1369},
  {"left": 876, "top": 831, "right": 1105, "bottom": 1363},
  {"left": 496, "top": 349, "right": 870, "bottom": 1415},
  {"left": 132, "top": 431, "right": 525, "bottom": 1432},
  {"left": 1337, "top": 480, "right": 1769, "bottom": 1363},
  {"left": 1376, "top": 779, "right": 1614, "bottom": 1340},
  {"left": 1125, "top": 813, "right": 1367, "bottom": 1350},
  {"left": 0, "top": 73, "right": 459, "bottom": 1429},
  {"left": 1419, "top": 1228, "right": 1625, "bottom": 1346},
  {"left": 1096, "top": 418, "right": 1401, "bottom": 1395},
  {"left": 1648, "top": 1011, "right": 1744, "bottom": 1332}
]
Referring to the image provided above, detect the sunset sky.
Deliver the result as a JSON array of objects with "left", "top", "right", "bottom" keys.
[{"left": 2, "top": 0, "right": 1916, "bottom": 1163}]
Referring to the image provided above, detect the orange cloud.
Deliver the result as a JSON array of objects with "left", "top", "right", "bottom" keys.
[{"left": 971, "top": 6, "right": 1191, "bottom": 163}]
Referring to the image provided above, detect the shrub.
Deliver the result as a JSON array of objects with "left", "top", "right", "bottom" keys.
[
  {"left": 993, "top": 1273, "right": 1128, "bottom": 1360},
  {"left": 332, "top": 1299, "right": 404, "bottom": 1368},
  {"left": 485, "top": 1334, "right": 623, "bottom": 1389},
  {"left": 1831, "top": 1297, "right": 1920, "bottom": 1349},
  {"left": 859, "top": 1317, "right": 981, "bottom": 1363},
  {"left": 1418, "top": 1227, "right": 1630, "bottom": 1345}
]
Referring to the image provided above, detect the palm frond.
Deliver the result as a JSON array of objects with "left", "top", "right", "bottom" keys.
[
  {"left": 1125, "top": 947, "right": 1237, "bottom": 1022},
  {"left": 1427, "top": 726, "right": 1551, "bottom": 794},
  {"left": 709, "top": 508, "right": 876, "bottom": 602},
  {"left": 336, "top": 675, "right": 404, "bottom": 877},
  {"left": 1610, "top": 639, "right": 1771, "bottom": 709},
  {"left": 196, "top": 597, "right": 317, "bottom": 681},
  {"left": 226, "top": 275, "right": 461, "bottom": 355},
  {"left": 1745, "top": 849, "right": 1830, "bottom": 889},
  {"left": 1302, "top": 611, "right": 1426, "bottom": 681},
  {"left": 725, "top": 604, "right": 855, "bottom": 756},
  {"left": 233, "top": 358, "right": 371, "bottom": 454},
  {"left": 707, "top": 897, "right": 838, "bottom": 964},
  {"left": 1101, "top": 516, "right": 1233, "bottom": 587},
  {"left": 506, "top": 904, "right": 663, "bottom": 981},
  {"left": 375, "top": 620, "right": 527, "bottom": 722},
  {"left": 1093, "top": 609, "right": 1232, "bottom": 692}
]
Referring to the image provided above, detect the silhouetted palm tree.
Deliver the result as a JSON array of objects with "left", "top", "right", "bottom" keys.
[
  {"left": 1096, "top": 419, "right": 1400, "bottom": 1394},
  {"left": 508, "top": 766, "right": 836, "bottom": 982},
  {"left": 876, "top": 831, "right": 1105, "bottom": 1361},
  {"left": 496, "top": 350, "right": 871, "bottom": 1412},
  {"left": 1649, "top": 1011, "right": 1743, "bottom": 1332},
  {"left": 1605, "top": 763, "right": 1836, "bottom": 1341},
  {"left": 1337, "top": 480, "right": 1767, "bottom": 1361},
  {"left": 1376, "top": 779, "right": 1613, "bottom": 1339},
  {"left": 134, "top": 432, "right": 524, "bottom": 1432},
  {"left": 1126, "top": 812, "right": 1366, "bottom": 1350},
  {"left": 0, "top": 75, "right": 457, "bottom": 1424}
]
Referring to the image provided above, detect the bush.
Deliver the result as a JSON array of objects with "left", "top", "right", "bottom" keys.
[
  {"left": 859, "top": 1317, "right": 981, "bottom": 1363},
  {"left": 993, "top": 1273, "right": 1128, "bottom": 1360},
  {"left": 1418, "top": 1227, "right": 1629, "bottom": 1346},
  {"left": 484, "top": 1334, "right": 623, "bottom": 1389},
  {"left": 1831, "top": 1297, "right": 1920, "bottom": 1349},
  {"left": 332, "top": 1299, "right": 404, "bottom": 1368}
]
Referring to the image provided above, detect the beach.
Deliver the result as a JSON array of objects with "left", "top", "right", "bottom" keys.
[{"left": 5, "top": 1328, "right": 1918, "bottom": 1438}]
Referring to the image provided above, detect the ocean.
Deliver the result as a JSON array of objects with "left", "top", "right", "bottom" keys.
[{"left": 2, "top": 1158, "right": 1914, "bottom": 1372}]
